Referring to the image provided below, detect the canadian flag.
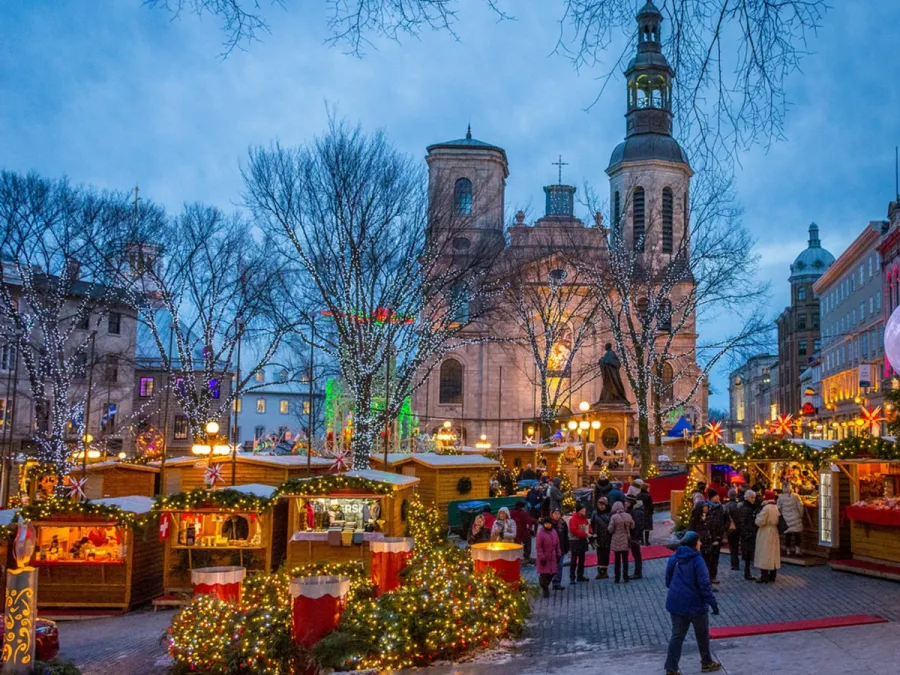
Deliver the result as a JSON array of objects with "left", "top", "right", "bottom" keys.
[{"left": 159, "top": 513, "right": 171, "bottom": 541}]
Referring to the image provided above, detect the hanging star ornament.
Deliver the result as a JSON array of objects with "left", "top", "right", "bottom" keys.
[
  {"left": 860, "top": 405, "right": 885, "bottom": 434},
  {"left": 68, "top": 476, "right": 88, "bottom": 501},
  {"left": 329, "top": 448, "right": 351, "bottom": 473},
  {"left": 771, "top": 413, "right": 794, "bottom": 437},
  {"left": 203, "top": 464, "right": 224, "bottom": 487},
  {"left": 523, "top": 435, "right": 535, "bottom": 446},
  {"left": 705, "top": 421, "right": 723, "bottom": 445}
]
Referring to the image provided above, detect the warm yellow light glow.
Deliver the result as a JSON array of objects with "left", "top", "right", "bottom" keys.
[
  {"left": 117, "top": 452, "right": 127, "bottom": 460},
  {"left": 87, "top": 449, "right": 101, "bottom": 459},
  {"left": 579, "top": 420, "right": 589, "bottom": 430},
  {"left": 443, "top": 420, "right": 452, "bottom": 429},
  {"left": 591, "top": 420, "right": 601, "bottom": 430},
  {"left": 578, "top": 401, "right": 590, "bottom": 412},
  {"left": 213, "top": 444, "right": 232, "bottom": 456},
  {"left": 567, "top": 420, "right": 578, "bottom": 430},
  {"left": 83, "top": 433, "right": 93, "bottom": 444},
  {"left": 206, "top": 421, "right": 220, "bottom": 434},
  {"left": 855, "top": 418, "right": 865, "bottom": 427},
  {"left": 832, "top": 422, "right": 840, "bottom": 428},
  {"left": 527, "top": 426, "right": 535, "bottom": 436},
  {"left": 191, "top": 443, "right": 212, "bottom": 456}
]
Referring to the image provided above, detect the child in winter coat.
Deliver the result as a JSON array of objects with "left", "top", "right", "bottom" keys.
[
  {"left": 468, "top": 514, "right": 491, "bottom": 545},
  {"left": 536, "top": 518, "right": 561, "bottom": 598},
  {"left": 568, "top": 505, "right": 591, "bottom": 583},
  {"left": 607, "top": 501, "right": 634, "bottom": 583}
]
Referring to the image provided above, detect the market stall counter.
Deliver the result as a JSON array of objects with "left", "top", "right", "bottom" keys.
[
  {"left": 155, "top": 484, "right": 288, "bottom": 595},
  {"left": 9, "top": 496, "right": 163, "bottom": 611},
  {"left": 280, "top": 469, "right": 419, "bottom": 569},
  {"left": 834, "top": 455, "right": 900, "bottom": 566}
]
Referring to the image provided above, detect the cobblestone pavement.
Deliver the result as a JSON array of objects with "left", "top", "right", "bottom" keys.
[
  {"left": 56, "top": 512, "right": 900, "bottom": 673},
  {"left": 57, "top": 608, "right": 174, "bottom": 675}
]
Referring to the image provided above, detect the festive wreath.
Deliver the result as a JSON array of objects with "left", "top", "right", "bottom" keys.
[{"left": 456, "top": 476, "right": 472, "bottom": 495}]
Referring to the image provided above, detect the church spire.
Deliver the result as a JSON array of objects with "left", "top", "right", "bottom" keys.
[{"left": 624, "top": 0, "right": 674, "bottom": 138}]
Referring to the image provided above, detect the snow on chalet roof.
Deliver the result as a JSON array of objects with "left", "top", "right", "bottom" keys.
[
  {"left": 498, "top": 443, "right": 551, "bottom": 450},
  {"left": 344, "top": 469, "right": 420, "bottom": 487},
  {"left": 372, "top": 453, "right": 499, "bottom": 469},
  {"left": 84, "top": 460, "right": 159, "bottom": 473},
  {"left": 231, "top": 453, "right": 333, "bottom": 467},
  {"left": 148, "top": 455, "right": 199, "bottom": 468},
  {"left": 790, "top": 439, "right": 836, "bottom": 450},
  {"left": 725, "top": 443, "right": 746, "bottom": 455},
  {"left": 216, "top": 483, "right": 277, "bottom": 499},
  {"left": 92, "top": 496, "right": 155, "bottom": 515}
]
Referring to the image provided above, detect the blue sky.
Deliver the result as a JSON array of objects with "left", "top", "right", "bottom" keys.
[{"left": 2, "top": 1, "right": 899, "bottom": 410}]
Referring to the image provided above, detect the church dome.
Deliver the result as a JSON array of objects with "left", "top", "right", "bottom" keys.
[
  {"left": 790, "top": 222, "right": 834, "bottom": 281},
  {"left": 426, "top": 125, "right": 507, "bottom": 161},
  {"left": 607, "top": 134, "right": 689, "bottom": 169}
]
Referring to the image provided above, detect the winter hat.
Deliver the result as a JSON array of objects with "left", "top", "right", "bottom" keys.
[
  {"left": 553, "top": 477, "right": 562, "bottom": 488},
  {"left": 764, "top": 490, "right": 777, "bottom": 502},
  {"left": 482, "top": 505, "right": 493, "bottom": 514},
  {"left": 498, "top": 507, "right": 510, "bottom": 518},
  {"left": 597, "top": 496, "right": 609, "bottom": 505},
  {"left": 680, "top": 531, "right": 700, "bottom": 548},
  {"left": 613, "top": 481, "right": 624, "bottom": 489},
  {"left": 515, "top": 500, "right": 526, "bottom": 509},
  {"left": 708, "top": 489, "right": 720, "bottom": 500},
  {"left": 632, "top": 478, "right": 645, "bottom": 487}
]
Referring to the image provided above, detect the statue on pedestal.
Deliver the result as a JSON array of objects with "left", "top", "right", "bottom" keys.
[{"left": 597, "top": 343, "right": 629, "bottom": 405}]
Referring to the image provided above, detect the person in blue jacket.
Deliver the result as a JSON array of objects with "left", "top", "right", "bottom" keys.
[{"left": 664, "top": 531, "right": 722, "bottom": 675}]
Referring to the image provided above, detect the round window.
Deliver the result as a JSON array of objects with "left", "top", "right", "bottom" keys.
[
  {"left": 452, "top": 237, "right": 471, "bottom": 251},
  {"left": 549, "top": 268, "right": 568, "bottom": 283},
  {"left": 601, "top": 428, "right": 619, "bottom": 450}
]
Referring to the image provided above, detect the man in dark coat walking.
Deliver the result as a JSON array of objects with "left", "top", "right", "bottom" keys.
[
  {"left": 637, "top": 480, "right": 655, "bottom": 545},
  {"left": 663, "top": 531, "right": 722, "bottom": 674},
  {"left": 738, "top": 490, "right": 759, "bottom": 580},
  {"left": 724, "top": 488, "right": 742, "bottom": 571},
  {"left": 706, "top": 490, "right": 726, "bottom": 583}
]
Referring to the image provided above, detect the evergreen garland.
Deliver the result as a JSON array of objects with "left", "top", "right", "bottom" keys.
[
  {"left": 275, "top": 474, "right": 394, "bottom": 498},
  {"left": 153, "top": 487, "right": 273, "bottom": 513}
]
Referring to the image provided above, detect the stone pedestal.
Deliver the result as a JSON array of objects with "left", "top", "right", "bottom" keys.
[
  {"left": 2, "top": 567, "right": 37, "bottom": 675},
  {"left": 586, "top": 402, "right": 636, "bottom": 480}
]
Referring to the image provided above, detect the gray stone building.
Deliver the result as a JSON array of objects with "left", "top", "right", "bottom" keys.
[{"left": 727, "top": 354, "right": 778, "bottom": 443}]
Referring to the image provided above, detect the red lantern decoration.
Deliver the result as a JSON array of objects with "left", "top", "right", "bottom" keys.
[
  {"left": 470, "top": 542, "right": 523, "bottom": 586},
  {"left": 370, "top": 537, "right": 414, "bottom": 595},
  {"left": 290, "top": 575, "right": 351, "bottom": 647},
  {"left": 191, "top": 566, "right": 245, "bottom": 603}
]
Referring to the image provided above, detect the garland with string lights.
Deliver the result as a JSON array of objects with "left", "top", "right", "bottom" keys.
[
  {"left": 275, "top": 474, "right": 395, "bottom": 499},
  {"left": 822, "top": 436, "right": 900, "bottom": 462},
  {"left": 686, "top": 444, "right": 744, "bottom": 467},
  {"left": 744, "top": 438, "right": 814, "bottom": 463},
  {"left": 153, "top": 487, "right": 273, "bottom": 514},
  {"left": 14, "top": 497, "right": 149, "bottom": 531}
]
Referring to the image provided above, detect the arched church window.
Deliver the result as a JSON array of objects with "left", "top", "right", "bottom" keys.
[
  {"left": 662, "top": 187, "right": 674, "bottom": 253},
  {"left": 439, "top": 359, "right": 463, "bottom": 404},
  {"left": 658, "top": 299, "right": 672, "bottom": 332},
  {"left": 614, "top": 191, "right": 621, "bottom": 239},
  {"left": 655, "top": 362, "right": 674, "bottom": 404},
  {"left": 454, "top": 178, "right": 472, "bottom": 215},
  {"left": 633, "top": 187, "right": 645, "bottom": 251}
]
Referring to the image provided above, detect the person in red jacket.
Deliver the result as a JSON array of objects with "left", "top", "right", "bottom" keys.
[
  {"left": 510, "top": 501, "right": 537, "bottom": 564},
  {"left": 481, "top": 505, "right": 496, "bottom": 531},
  {"left": 568, "top": 504, "right": 591, "bottom": 583}
]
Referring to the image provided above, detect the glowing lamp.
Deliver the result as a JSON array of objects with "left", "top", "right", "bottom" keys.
[
  {"left": 206, "top": 421, "right": 220, "bottom": 434},
  {"left": 527, "top": 426, "right": 535, "bottom": 436},
  {"left": 853, "top": 396, "right": 863, "bottom": 405},
  {"left": 443, "top": 420, "right": 452, "bottom": 429},
  {"left": 591, "top": 420, "right": 601, "bottom": 430},
  {"left": 87, "top": 449, "right": 101, "bottom": 459},
  {"left": 855, "top": 418, "right": 865, "bottom": 427},
  {"left": 567, "top": 420, "right": 578, "bottom": 430},
  {"left": 578, "top": 401, "right": 590, "bottom": 412},
  {"left": 191, "top": 443, "right": 212, "bottom": 456},
  {"left": 475, "top": 434, "right": 491, "bottom": 450},
  {"left": 83, "top": 433, "right": 93, "bottom": 444},
  {"left": 213, "top": 444, "right": 232, "bottom": 456},
  {"left": 579, "top": 420, "right": 590, "bottom": 430}
]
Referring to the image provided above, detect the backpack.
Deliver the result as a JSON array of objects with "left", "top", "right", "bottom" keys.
[{"left": 777, "top": 513, "right": 789, "bottom": 535}]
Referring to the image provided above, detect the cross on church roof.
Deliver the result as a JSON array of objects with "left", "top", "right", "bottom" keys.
[{"left": 552, "top": 154, "right": 569, "bottom": 185}]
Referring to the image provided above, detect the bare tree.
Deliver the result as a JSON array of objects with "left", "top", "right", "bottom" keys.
[
  {"left": 489, "top": 222, "right": 605, "bottom": 432},
  {"left": 0, "top": 171, "right": 161, "bottom": 485},
  {"left": 130, "top": 204, "right": 292, "bottom": 445},
  {"left": 146, "top": 0, "right": 827, "bottom": 163},
  {"left": 243, "top": 119, "right": 502, "bottom": 468},
  {"left": 578, "top": 168, "right": 769, "bottom": 474}
]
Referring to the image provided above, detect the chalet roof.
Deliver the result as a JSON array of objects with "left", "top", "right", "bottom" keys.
[
  {"left": 215, "top": 483, "right": 277, "bottom": 498},
  {"left": 83, "top": 460, "right": 159, "bottom": 474},
  {"left": 92, "top": 495, "right": 155, "bottom": 514},
  {"left": 371, "top": 452, "right": 499, "bottom": 469},
  {"left": 345, "top": 469, "right": 420, "bottom": 487}
]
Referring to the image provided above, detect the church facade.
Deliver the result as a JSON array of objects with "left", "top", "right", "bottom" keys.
[{"left": 412, "top": 1, "right": 707, "bottom": 455}]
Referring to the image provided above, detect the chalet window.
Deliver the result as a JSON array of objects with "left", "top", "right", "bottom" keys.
[
  {"left": 439, "top": 359, "right": 463, "bottom": 404},
  {"left": 108, "top": 312, "right": 121, "bottom": 335},
  {"left": 662, "top": 187, "right": 673, "bottom": 253},
  {"left": 632, "top": 187, "right": 645, "bottom": 251}
]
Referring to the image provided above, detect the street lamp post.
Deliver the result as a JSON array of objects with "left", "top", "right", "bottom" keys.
[{"left": 231, "top": 319, "right": 244, "bottom": 486}]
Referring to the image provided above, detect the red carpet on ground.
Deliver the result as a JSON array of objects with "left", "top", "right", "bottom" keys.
[
  {"left": 709, "top": 614, "right": 887, "bottom": 639},
  {"left": 582, "top": 545, "right": 673, "bottom": 567}
]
